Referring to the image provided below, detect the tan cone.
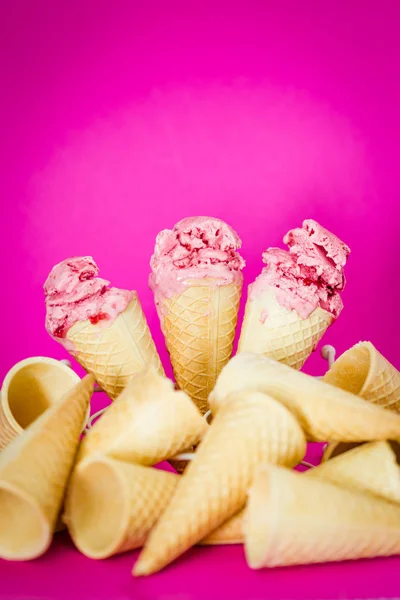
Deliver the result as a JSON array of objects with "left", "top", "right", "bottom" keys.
[
  {"left": 209, "top": 353, "right": 400, "bottom": 442},
  {"left": 238, "top": 288, "right": 332, "bottom": 370},
  {"left": 66, "top": 293, "right": 164, "bottom": 400},
  {"left": 0, "top": 357, "right": 82, "bottom": 451},
  {"left": 64, "top": 457, "right": 178, "bottom": 559},
  {"left": 0, "top": 375, "right": 94, "bottom": 560},
  {"left": 78, "top": 366, "right": 208, "bottom": 465},
  {"left": 322, "top": 341, "right": 400, "bottom": 411},
  {"left": 158, "top": 279, "right": 242, "bottom": 414},
  {"left": 133, "top": 391, "right": 306, "bottom": 576},
  {"left": 307, "top": 441, "right": 400, "bottom": 504},
  {"left": 245, "top": 464, "right": 400, "bottom": 569}
]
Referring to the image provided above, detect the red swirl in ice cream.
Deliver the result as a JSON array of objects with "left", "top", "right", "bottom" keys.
[
  {"left": 44, "top": 256, "right": 132, "bottom": 339},
  {"left": 251, "top": 220, "right": 350, "bottom": 319},
  {"left": 149, "top": 216, "right": 245, "bottom": 304}
]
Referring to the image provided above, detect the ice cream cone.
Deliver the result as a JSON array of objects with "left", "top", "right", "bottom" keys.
[
  {"left": 238, "top": 288, "right": 332, "bottom": 370},
  {"left": 78, "top": 366, "right": 208, "bottom": 465},
  {"left": 64, "top": 457, "right": 178, "bottom": 559},
  {"left": 160, "top": 279, "right": 242, "bottom": 414},
  {"left": 322, "top": 341, "right": 400, "bottom": 411},
  {"left": 209, "top": 353, "right": 400, "bottom": 442},
  {"left": 308, "top": 441, "right": 400, "bottom": 504},
  {"left": 0, "top": 375, "right": 94, "bottom": 560},
  {"left": 245, "top": 464, "right": 400, "bottom": 569},
  {"left": 66, "top": 295, "right": 164, "bottom": 400},
  {"left": 0, "top": 357, "right": 82, "bottom": 451},
  {"left": 133, "top": 391, "right": 306, "bottom": 576}
]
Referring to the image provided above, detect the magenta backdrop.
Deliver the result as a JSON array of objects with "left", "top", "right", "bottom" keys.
[{"left": 1, "top": 1, "right": 400, "bottom": 599}]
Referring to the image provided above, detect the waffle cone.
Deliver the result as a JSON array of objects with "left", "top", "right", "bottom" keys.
[
  {"left": 308, "top": 441, "right": 400, "bottom": 503},
  {"left": 159, "top": 279, "right": 242, "bottom": 414},
  {"left": 78, "top": 366, "right": 208, "bottom": 465},
  {"left": 64, "top": 457, "right": 178, "bottom": 559},
  {"left": 66, "top": 294, "right": 164, "bottom": 400},
  {"left": 322, "top": 341, "right": 400, "bottom": 411},
  {"left": 133, "top": 391, "right": 306, "bottom": 576},
  {"left": 245, "top": 464, "right": 400, "bottom": 569},
  {"left": 0, "top": 357, "right": 82, "bottom": 451},
  {"left": 238, "top": 288, "right": 332, "bottom": 370},
  {"left": 209, "top": 353, "right": 400, "bottom": 442},
  {"left": 0, "top": 375, "right": 94, "bottom": 560}
]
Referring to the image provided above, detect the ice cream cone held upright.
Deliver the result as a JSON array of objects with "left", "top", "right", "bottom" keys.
[
  {"left": 44, "top": 257, "right": 163, "bottom": 399},
  {"left": 150, "top": 217, "right": 245, "bottom": 413},
  {"left": 238, "top": 220, "right": 350, "bottom": 369}
]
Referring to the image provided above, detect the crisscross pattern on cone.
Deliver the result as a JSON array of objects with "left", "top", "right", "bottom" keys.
[
  {"left": 308, "top": 441, "right": 400, "bottom": 504},
  {"left": 133, "top": 391, "right": 306, "bottom": 576},
  {"left": 0, "top": 375, "right": 94, "bottom": 560},
  {"left": 245, "top": 465, "right": 400, "bottom": 569},
  {"left": 64, "top": 458, "right": 178, "bottom": 559},
  {"left": 67, "top": 294, "right": 164, "bottom": 400},
  {"left": 160, "top": 279, "right": 242, "bottom": 414},
  {"left": 209, "top": 353, "right": 400, "bottom": 442},
  {"left": 323, "top": 341, "right": 400, "bottom": 412},
  {"left": 238, "top": 288, "right": 332, "bottom": 370},
  {"left": 0, "top": 357, "right": 81, "bottom": 451},
  {"left": 78, "top": 367, "right": 208, "bottom": 465}
]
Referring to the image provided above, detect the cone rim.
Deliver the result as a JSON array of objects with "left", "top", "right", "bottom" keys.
[
  {"left": 1, "top": 357, "right": 81, "bottom": 436},
  {"left": 65, "top": 456, "right": 130, "bottom": 559},
  {"left": 0, "top": 480, "right": 51, "bottom": 560}
]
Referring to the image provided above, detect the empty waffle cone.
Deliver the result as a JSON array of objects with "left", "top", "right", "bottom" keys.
[
  {"left": 0, "top": 357, "right": 82, "bottom": 451},
  {"left": 0, "top": 375, "right": 94, "bottom": 560},
  {"left": 133, "top": 391, "right": 306, "bottom": 576},
  {"left": 78, "top": 366, "right": 208, "bottom": 465},
  {"left": 64, "top": 457, "right": 178, "bottom": 559},
  {"left": 245, "top": 464, "right": 400, "bottom": 569},
  {"left": 159, "top": 279, "right": 242, "bottom": 414},
  {"left": 66, "top": 294, "right": 164, "bottom": 400},
  {"left": 209, "top": 353, "right": 400, "bottom": 442},
  {"left": 322, "top": 341, "right": 400, "bottom": 412},
  {"left": 238, "top": 288, "right": 332, "bottom": 370},
  {"left": 307, "top": 441, "right": 400, "bottom": 504}
]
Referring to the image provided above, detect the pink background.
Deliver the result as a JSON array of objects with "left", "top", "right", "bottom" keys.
[{"left": 1, "top": 1, "right": 400, "bottom": 598}]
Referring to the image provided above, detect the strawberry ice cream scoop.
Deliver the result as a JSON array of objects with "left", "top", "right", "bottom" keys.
[
  {"left": 251, "top": 220, "right": 350, "bottom": 319},
  {"left": 149, "top": 216, "right": 245, "bottom": 301},
  {"left": 44, "top": 257, "right": 132, "bottom": 338}
]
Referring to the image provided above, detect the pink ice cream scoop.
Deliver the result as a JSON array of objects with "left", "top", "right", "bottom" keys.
[
  {"left": 251, "top": 219, "right": 350, "bottom": 319},
  {"left": 149, "top": 216, "right": 245, "bottom": 308},
  {"left": 44, "top": 256, "right": 132, "bottom": 338}
]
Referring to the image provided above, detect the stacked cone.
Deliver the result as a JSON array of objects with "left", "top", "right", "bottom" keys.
[
  {"left": 160, "top": 279, "right": 242, "bottom": 414},
  {"left": 209, "top": 353, "right": 400, "bottom": 442},
  {"left": 0, "top": 375, "right": 94, "bottom": 560},
  {"left": 133, "top": 390, "right": 306, "bottom": 576},
  {"left": 238, "top": 288, "right": 332, "bottom": 370},
  {"left": 322, "top": 341, "right": 400, "bottom": 460},
  {"left": 245, "top": 464, "right": 400, "bottom": 569},
  {"left": 0, "top": 357, "right": 82, "bottom": 451},
  {"left": 66, "top": 294, "right": 164, "bottom": 400},
  {"left": 77, "top": 366, "right": 208, "bottom": 465}
]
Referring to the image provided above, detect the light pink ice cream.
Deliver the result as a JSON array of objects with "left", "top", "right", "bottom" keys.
[
  {"left": 250, "top": 219, "right": 350, "bottom": 319},
  {"left": 44, "top": 256, "right": 132, "bottom": 339},
  {"left": 149, "top": 216, "right": 245, "bottom": 313}
]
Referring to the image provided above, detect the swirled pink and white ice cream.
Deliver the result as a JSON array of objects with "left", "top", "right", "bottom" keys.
[
  {"left": 44, "top": 257, "right": 132, "bottom": 339},
  {"left": 250, "top": 220, "right": 350, "bottom": 319},
  {"left": 149, "top": 217, "right": 245, "bottom": 312}
]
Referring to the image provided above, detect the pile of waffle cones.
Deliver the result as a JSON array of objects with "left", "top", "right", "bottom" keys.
[{"left": 0, "top": 341, "right": 400, "bottom": 578}]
